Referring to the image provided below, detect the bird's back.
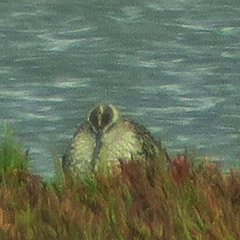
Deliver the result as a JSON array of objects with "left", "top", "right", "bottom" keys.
[{"left": 62, "top": 106, "right": 166, "bottom": 174}]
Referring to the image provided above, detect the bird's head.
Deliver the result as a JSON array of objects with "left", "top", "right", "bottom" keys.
[{"left": 88, "top": 104, "right": 120, "bottom": 134}]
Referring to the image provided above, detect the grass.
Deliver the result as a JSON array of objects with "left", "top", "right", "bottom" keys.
[
  {"left": 0, "top": 131, "right": 240, "bottom": 239},
  {"left": 0, "top": 127, "right": 29, "bottom": 172}
]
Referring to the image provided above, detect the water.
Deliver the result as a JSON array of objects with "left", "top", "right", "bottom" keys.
[{"left": 1, "top": 0, "right": 240, "bottom": 176}]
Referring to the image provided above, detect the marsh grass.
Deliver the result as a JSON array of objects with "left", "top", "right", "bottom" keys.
[
  {"left": 0, "top": 128, "right": 29, "bottom": 173},
  {"left": 0, "top": 131, "right": 240, "bottom": 239}
]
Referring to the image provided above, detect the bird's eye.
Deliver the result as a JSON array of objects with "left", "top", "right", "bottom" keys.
[
  {"left": 101, "top": 107, "right": 113, "bottom": 130},
  {"left": 89, "top": 107, "right": 101, "bottom": 129}
]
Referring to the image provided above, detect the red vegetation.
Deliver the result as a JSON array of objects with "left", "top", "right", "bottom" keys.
[
  {"left": 170, "top": 154, "right": 192, "bottom": 184},
  {"left": 0, "top": 155, "right": 239, "bottom": 239}
]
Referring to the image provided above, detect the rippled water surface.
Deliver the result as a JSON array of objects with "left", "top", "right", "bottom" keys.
[{"left": 1, "top": 0, "right": 240, "bottom": 175}]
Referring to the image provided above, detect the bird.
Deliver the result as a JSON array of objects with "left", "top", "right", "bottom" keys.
[{"left": 62, "top": 103, "right": 165, "bottom": 175}]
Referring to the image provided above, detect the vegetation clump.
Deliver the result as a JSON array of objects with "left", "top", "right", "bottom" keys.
[{"left": 0, "top": 131, "right": 240, "bottom": 240}]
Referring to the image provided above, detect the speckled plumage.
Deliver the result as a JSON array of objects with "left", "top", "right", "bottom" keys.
[{"left": 62, "top": 104, "right": 164, "bottom": 174}]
